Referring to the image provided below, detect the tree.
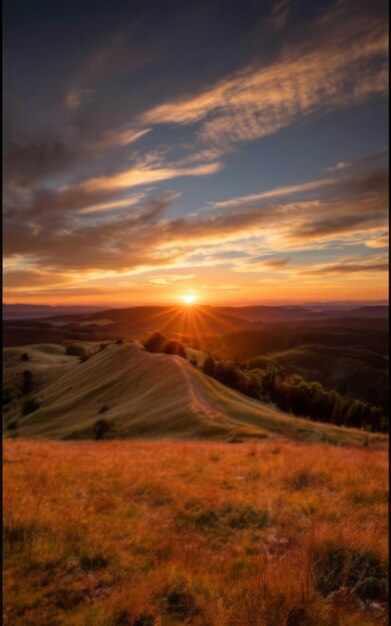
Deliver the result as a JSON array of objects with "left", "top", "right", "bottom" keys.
[
  {"left": 143, "top": 332, "right": 167, "bottom": 353},
  {"left": 163, "top": 341, "right": 186, "bottom": 358},
  {"left": 345, "top": 400, "right": 363, "bottom": 427},
  {"left": 202, "top": 356, "right": 216, "bottom": 377},
  {"left": 94, "top": 419, "right": 110, "bottom": 440},
  {"left": 22, "top": 370, "right": 33, "bottom": 396}
]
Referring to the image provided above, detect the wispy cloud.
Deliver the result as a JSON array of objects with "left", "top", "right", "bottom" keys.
[
  {"left": 140, "top": 6, "right": 387, "bottom": 150},
  {"left": 300, "top": 255, "right": 389, "bottom": 276},
  {"left": 263, "top": 257, "right": 291, "bottom": 269},
  {"left": 87, "top": 126, "right": 151, "bottom": 153},
  {"left": 79, "top": 194, "right": 146, "bottom": 214},
  {"left": 207, "top": 178, "right": 339, "bottom": 209},
  {"left": 79, "top": 160, "right": 222, "bottom": 192}
]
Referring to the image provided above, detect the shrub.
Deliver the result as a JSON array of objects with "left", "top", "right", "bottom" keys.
[
  {"left": 202, "top": 356, "right": 216, "bottom": 376},
  {"left": 227, "top": 505, "right": 269, "bottom": 530},
  {"left": 143, "top": 332, "right": 167, "bottom": 353},
  {"left": 286, "top": 606, "right": 314, "bottom": 626},
  {"left": 65, "top": 343, "right": 87, "bottom": 358},
  {"left": 114, "top": 610, "right": 130, "bottom": 626},
  {"left": 22, "top": 399, "right": 40, "bottom": 416},
  {"left": 3, "top": 391, "right": 12, "bottom": 406},
  {"left": 194, "top": 509, "right": 219, "bottom": 531},
  {"left": 94, "top": 419, "right": 111, "bottom": 440},
  {"left": 133, "top": 614, "right": 155, "bottom": 626},
  {"left": 287, "top": 470, "right": 317, "bottom": 491},
  {"left": 22, "top": 370, "right": 33, "bottom": 395},
  {"left": 79, "top": 554, "right": 108, "bottom": 570},
  {"left": 163, "top": 341, "right": 186, "bottom": 358},
  {"left": 316, "top": 547, "right": 387, "bottom": 605}
]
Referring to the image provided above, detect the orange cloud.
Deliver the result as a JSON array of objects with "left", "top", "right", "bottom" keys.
[
  {"left": 80, "top": 161, "right": 222, "bottom": 192},
  {"left": 140, "top": 10, "right": 387, "bottom": 149}
]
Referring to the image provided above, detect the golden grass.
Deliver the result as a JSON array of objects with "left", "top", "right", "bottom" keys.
[{"left": 3, "top": 438, "right": 388, "bottom": 626}]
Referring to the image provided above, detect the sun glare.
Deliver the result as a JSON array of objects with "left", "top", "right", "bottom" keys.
[{"left": 181, "top": 294, "right": 197, "bottom": 305}]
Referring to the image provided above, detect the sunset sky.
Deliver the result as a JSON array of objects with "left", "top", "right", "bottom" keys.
[{"left": 3, "top": 0, "right": 388, "bottom": 306}]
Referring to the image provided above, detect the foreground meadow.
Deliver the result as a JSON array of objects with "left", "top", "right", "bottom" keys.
[{"left": 3, "top": 439, "right": 388, "bottom": 626}]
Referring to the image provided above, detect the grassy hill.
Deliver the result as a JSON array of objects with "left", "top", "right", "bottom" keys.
[{"left": 3, "top": 341, "right": 386, "bottom": 446}]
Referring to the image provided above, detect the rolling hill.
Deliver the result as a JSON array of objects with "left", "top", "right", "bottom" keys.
[
  {"left": 3, "top": 341, "right": 385, "bottom": 446},
  {"left": 2, "top": 305, "right": 251, "bottom": 347}
]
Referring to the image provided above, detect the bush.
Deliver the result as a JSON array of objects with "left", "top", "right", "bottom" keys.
[
  {"left": 143, "top": 332, "right": 167, "bottom": 353},
  {"left": 22, "top": 370, "right": 33, "bottom": 396},
  {"left": 132, "top": 614, "right": 155, "bottom": 626},
  {"left": 22, "top": 399, "right": 40, "bottom": 416},
  {"left": 163, "top": 341, "right": 186, "bottom": 358},
  {"left": 3, "top": 391, "right": 12, "bottom": 406},
  {"left": 94, "top": 419, "right": 111, "bottom": 440},
  {"left": 79, "top": 554, "right": 108, "bottom": 570},
  {"left": 316, "top": 547, "right": 387, "bottom": 605},
  {"left": 202, "top": 356, "right": 216, "bottom": 376},
  {"left": 65, "top": 343, "right": 87, "bottom": 358},
  {"left": 227, "top": 505, "right": 269, "bottom": 530}
]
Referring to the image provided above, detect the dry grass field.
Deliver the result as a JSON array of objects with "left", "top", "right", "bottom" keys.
[{"left": 3, "top": 438, "right": 388, "bottom": 626}]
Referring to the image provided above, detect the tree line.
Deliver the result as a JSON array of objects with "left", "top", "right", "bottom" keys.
[{"left": 202, "top": 356, "right": 387, "bottom": 433}]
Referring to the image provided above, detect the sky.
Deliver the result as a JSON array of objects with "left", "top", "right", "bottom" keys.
[{"left": 3, "top": 0, "right": 389, "bottom": 306}]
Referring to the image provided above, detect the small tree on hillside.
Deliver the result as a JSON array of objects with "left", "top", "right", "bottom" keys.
[
  {"left": 22, "top": 370, "right": 33, "bottom": 396},
  {"left": 163, "top": 341, "right": 186, "bottom": 358},
  {"left": 94, "top": 419, "right": 111, "bottom": 440},
  {"left": 143, "top": 332, "right": 167, "bottom": 353},
  {"left": 202, "top": 356, "right": 216, "bottom": 377}
]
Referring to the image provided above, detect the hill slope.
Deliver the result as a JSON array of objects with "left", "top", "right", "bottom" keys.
[{"left": 3, "top": 342, "right": 385, "bottom": 446}]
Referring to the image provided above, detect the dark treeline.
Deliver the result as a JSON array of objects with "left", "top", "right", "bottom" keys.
[
  {"left": 202, "top": 356, "right": 387, "bottom": 433},
  {"left": 142, "top": 332, "right": 387, "bottom": 432}
]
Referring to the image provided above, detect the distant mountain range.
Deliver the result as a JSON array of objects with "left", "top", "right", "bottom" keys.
[
  {"left": 3, "top": 302, "right": 388, "bottom": 322},
  {"left": 3, "top": 304, "right": 107, "bottom": 320}
]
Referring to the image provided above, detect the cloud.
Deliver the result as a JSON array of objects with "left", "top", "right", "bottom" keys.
[
  {"left": 3, "top": 270, "right": 73, "bottom": 290},
  {"left": 269, "top": 0, "right": 291, "bottom": 32},
  {"left": 207, "top": 177, "right": 340, "bottom": 209},
  {"left": 324, "top": 147, "right": 389, "bottom": 174},
  {"left": 365, "top": 236, "right": 389, "bottom": 249},
  {"left": 79, "top": 193, "right": 146, "bottom": 214},
  {"left": 300, "top": 256, "right": 389, "bottom": 276},
  {"left": 79, "top": 160, "right": 222, "bottom": 192},
  {"left": 4, "top": 133, "right": 78, "bottom": 186},
  {"left": 139, "top": 5, "right": 387, "bottom": 150},
  {"left": 66, "top": 89, "right": 95, "bottom": 111},
  {"left": 149, "top": 274, "right": 195, "bottom": 285},
  {"left": 3, "top": 159, "right": 388, "bottom": 290},
  {"left": 87, "top": 126, "right": 151, "bottom": 153},
  {"left": 4, "top": 193, "right": 180, "bottom": 272},
  {"left": 263, "top": 257, "right": 291, "bottom": 269}
]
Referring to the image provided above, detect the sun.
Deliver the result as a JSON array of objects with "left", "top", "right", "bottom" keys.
[{"left": 181, "top": 293, "right": 197, "bottom": 305}]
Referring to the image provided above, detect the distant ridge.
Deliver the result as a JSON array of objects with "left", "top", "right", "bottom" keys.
[{"left": 3, "top": 304, "right": 107, "bottom": 320}]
